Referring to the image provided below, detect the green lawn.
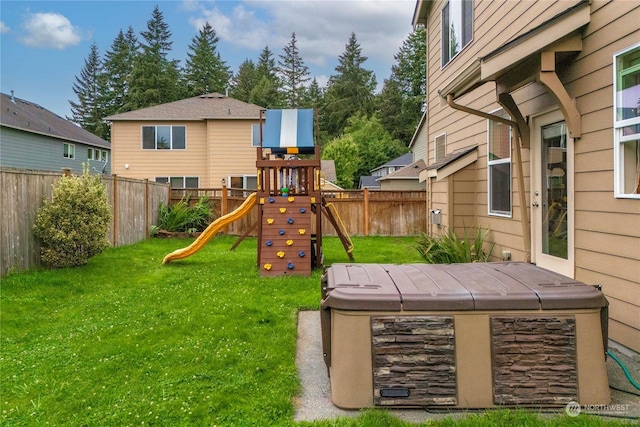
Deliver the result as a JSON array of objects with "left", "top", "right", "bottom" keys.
[{"left": 0, "top": 236, "right": 632, "bottom": 426}]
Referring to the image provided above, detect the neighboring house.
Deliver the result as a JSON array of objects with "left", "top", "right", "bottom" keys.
[
  {"left": 409, "top": 112, "right": 428, "bottom": 162},
  {"left": 413, "top": 0, "right": 639, "bottom": 352},
  {"left": 1, "top": 92, "right": 110, "bottom": 174},
  {"left": 371, "top": 152, "right": 414, "bottom": 177},
  {"left": 320, "top": 159, "right": 344, "bottom": 192},
  {"left": 378, "top": 159, "right": 427, "bottom": 190},
  {"left": 105, "top": 93, "right": 263, "bottom": 189},
  {"left": 359, "top": 152, "right": 416, "bottom": 190}
]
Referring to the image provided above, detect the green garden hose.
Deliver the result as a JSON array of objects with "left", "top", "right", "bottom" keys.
[{"left": 608, "top": 349, "right": 640, "bottom": 390}]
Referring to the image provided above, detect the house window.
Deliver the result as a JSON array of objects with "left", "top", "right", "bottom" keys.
[
  {"left": 63, "top": 143, "right": 75, "bottom": 159},
  {"left": 156, "top": 176, "right": 199, "bottom": 188},
  {"left": 614, "top": 43, "right": 640, "bottom": 198},
  {"left": 441, "top": 0, "right": 473, "bottom": 66},
  {"left": 251, "top": 124, "right": 261, "bottom": 147},
  {"left": 435, "top": 134, "right": 446, "bottom": 162},
  {"left": 88, "top": 148, "right": 108, "bottom": 162},
  {"left": 488, "top": 109, "right": 512, "bottom": 216},
  {"left": 229, "top": 175, "right": 257, "bottom": 190},
  {"left": 387, "top": 167, "right": 396, "bottom": 174},
  {"left": 142, "top": 126, "right": 186, "bottom": 150}
]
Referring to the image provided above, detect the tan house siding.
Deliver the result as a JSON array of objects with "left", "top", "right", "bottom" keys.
[
  {"left": 418, "top": 0, "right": 639, "bottom": 351},
  {"left": 111, "top": 121, "right": 209, "bottom": 184},
  {"left": 207, "top": 119, "right": 260, "bottom": 187}
]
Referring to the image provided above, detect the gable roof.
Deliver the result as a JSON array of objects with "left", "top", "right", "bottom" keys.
[
  {"left": 1, "top": 92, "right": 110, "bottom": 148},
  {"left": 371, "top": 152, "right": 414, "bottom": 173},
  {"left": 378, "top": 159, "right": 426, "bottom": 181},
  {"left": 359, "top": 176, "right": 380, "bottom": 189},
  {"left": 104, "top": 93, "right": 263, "bottom": 121},
  {"left": 321, "top": 159, "right": 337, "bottom": 182}
]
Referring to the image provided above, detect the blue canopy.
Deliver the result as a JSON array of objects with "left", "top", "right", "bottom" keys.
[{"left": 262, "top": 109, "right": 315, "bottom": 154}]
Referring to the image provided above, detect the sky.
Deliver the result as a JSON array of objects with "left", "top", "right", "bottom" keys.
[{"left": 0, "top": 0, "right": 417, "bottom": 119}]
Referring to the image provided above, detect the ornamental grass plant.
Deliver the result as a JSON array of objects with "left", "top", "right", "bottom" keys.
[{"left": 1, "top": 236, "right": 630, "bottom": 426}]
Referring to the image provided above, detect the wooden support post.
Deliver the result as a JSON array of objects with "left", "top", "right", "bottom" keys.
[
  {"left": 363, "top": 188, "right": 370, "bottom": 236},
  {"left": 113, "top": 174, "right": 118, "bottom": 246},
  {"left": 145, "top": 179, "right": 149, "bottom": 239}
]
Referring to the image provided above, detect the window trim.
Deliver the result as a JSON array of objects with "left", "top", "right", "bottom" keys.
[
  {"left": 141, "top": 125, "right": 187, "bottom": 150},
  {"left": 155, "top": 176, "right": 199, "bottom": 189},
  {"left": 227, "top": 174, "right": 258, "bottom": 190},
  {"left": 63, "top": 143, "right": 75, "bottom": 159},
  {"left": 441, "top": 0, "right": 474, "bottom": 67},
  {"left": 613, "top": 42, "right": 640, "bottom": 199},
  {"left": 487, "top": 108, "right": 512, "bottom": 217}
]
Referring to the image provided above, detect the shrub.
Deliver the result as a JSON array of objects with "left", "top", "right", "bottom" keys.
[
  {"left": 155, "top": 195, "right": 212, "bottom": 233},
  {"left": 416, "top": 226, "right": 495, "bottom": 264},
  {"left": 33, "top": 167, "right": 111, "bottom": 268}
]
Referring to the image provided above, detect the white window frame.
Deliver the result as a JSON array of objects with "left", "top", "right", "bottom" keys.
[
  {"left": 251, "top": 124, "right": 261, "bottom": 147},
  {"left": 142, "top": 125, "right": 187, "bottom": 150},
  {"left": 613, "top": 42, "right": 640, "bottom": 199},
  {"left": 63, "top": 143, "right": 75, "bottom": 159},
  {"left": 228, "top": 174, "right": 258, "bottom": 190},
  {"left": 441, "top": 0, "right": 474, "bottom": 67},
  {"left": 487, "top": 108, "right": 512, "bottom": 217},
  {"left": 435, "top": 133, "right": 446, "bottom": 162},
  {"left": 155, "top": 176, "right": 199, "bottom": 189}
]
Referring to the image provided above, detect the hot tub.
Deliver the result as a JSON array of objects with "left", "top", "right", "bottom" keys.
[{"left": 320, "top": 262, "right": 610, "bottom": 409}]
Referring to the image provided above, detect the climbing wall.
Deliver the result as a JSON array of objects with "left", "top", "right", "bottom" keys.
[{"left": 259, "top": 195, "right": 314, "bottom": 276}]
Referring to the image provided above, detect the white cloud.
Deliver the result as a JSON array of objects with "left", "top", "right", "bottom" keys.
[
  {"left": 19, "top": 12, "right": 84, "bottom": 49},
  {"left": 0, "top": 21, "right": 9, "bottom": 34},
  {"left": 190, "top": 0, "right": 414, "bottom": 75}
]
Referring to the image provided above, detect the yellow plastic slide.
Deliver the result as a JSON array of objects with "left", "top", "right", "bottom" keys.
[{"left": 162, "top": 193, "right": 257, "bottom": 264}]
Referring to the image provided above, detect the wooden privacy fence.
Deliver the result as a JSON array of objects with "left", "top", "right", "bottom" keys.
[
  {"left": 171, "top": 188, "right": 427, "bottom": 237},
  {"left": 0, "top": 168, "right": 169, "bottom": 276}
]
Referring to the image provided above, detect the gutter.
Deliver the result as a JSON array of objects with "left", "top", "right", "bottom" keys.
[{"left": 446, "top": 94, "right": 531, "bottom": 263}]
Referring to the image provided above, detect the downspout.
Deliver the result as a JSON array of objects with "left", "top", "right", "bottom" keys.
[{"left": 446, "top": 94, "right": 531, "bottom": 263}]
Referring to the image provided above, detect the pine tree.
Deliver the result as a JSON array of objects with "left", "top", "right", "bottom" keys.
[
  {"left": 69, "top": 42, "right": 107, "bottom": 138},
  {"left": 183, "top": 22, "right": 231, "bottom": 96},
  {"left": 377, "top": 26, "right": 426, "bottom": 144},
  {"left": 126, "top": 5, "right": 181, "bottom": 110},
  {"left": 102, "top": 26, "right": 138, "bottom": 118},
  {"left": 321, "top": 32, "right": 376, "bottom": 139},
  {"left": 230, "top": 59, "right": 257, "bottom": 103},
  {"left": 277, "top": 32, "right": 310, "bottom": 108},
  {"left": 251, "top": 45, "right": 281, "bottom": 107}
]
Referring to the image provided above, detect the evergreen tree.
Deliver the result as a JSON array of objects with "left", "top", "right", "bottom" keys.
[
  {"left": 102, "top": 26, "right": 138, "bottom": 119},
  {"left": 126, "top": 5, "right": 181, "bottom": 110},
  {"left": 377, "top": 26, "right": 426, "bottom": 144},
  {"left": 251, "top": 45, "right": 281, "bottom": 107},
  {"left": 183, "top": 22, "right": 231, "bottom": 96},
  {"left": 302, "top": 77, "right": 324, "bottom": 109},
  {"left": 69, "top": 42, "right": 108, "bottom": 138},
  {"left": 321, "top": 32, "right": 376, "bottom": 139},
  {"left": 230, "top": 59, "right": 257, "bottom": 103},
  {"left": 277, "top": 32, "right": 310, "bottom": 108}
]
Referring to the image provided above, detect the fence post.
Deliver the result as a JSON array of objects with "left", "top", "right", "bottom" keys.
[
  {"left": 221, "top": 185, "right": 228, "bottom": 216},
  {"left": 145, "top": 179, "right": 149, "bottom": 239},
  {"left": 364, "top": 188, "right": 370, "bottom": 236},
  {"left": 113, "top": 174, "right": 118, "bottom": 246}
]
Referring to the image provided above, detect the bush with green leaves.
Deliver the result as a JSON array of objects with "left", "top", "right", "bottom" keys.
[
  {"left": 33, "top": 168, "right": 111, "bottom": 268},
  {"left": 154, "top": 195, "right": 212, "bottom": 234},
  {"left": 416, "top": 226, "right": 495, "bottom": 264}
]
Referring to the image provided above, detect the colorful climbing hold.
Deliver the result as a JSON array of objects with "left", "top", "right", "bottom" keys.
[
  {"left": 266, "top": 218, "right": 274, "bottom": 224},
  {"left": 298, "top": 251, "right": 305, "bottom": 257},
  {"left": 286, "top": 239, "right": 294, "bottom": 246},
  {"left": 298, "top": 229, "right": 306, "bottom": 235},
  {"left": 266, "top": 240, "right": 273, "bottom": 246},
  {"left": 279, "top": 229, "right": 286, "bottom": 235},
  {"left": 277, "top": 251, "right": 285, "bottom": 258},
  {"left": 288, "top": 196, "right": 295, "bottom": 202},
  {"left": 279, "top": 207, "right": 287, "bottom": 213},
  {"left": 268, "top": 197, "right": 275, "bottom": 203},
  {"left": 299, "top": 208, "right": 306, "bottom": 213},
  {"left": 287, "top": 262, "right": 295, "bottom": 269},
  {"left": 287, "top": 218, "right": 294, "bottom": 224},
  {"left": 264, "top": 263, "right": 272, "bottom": 271}
]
